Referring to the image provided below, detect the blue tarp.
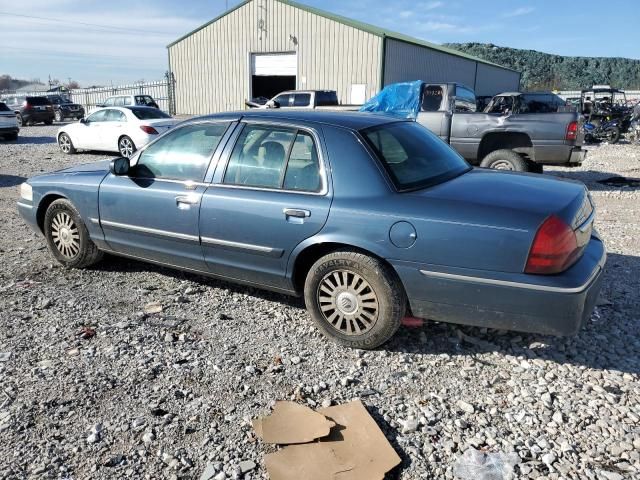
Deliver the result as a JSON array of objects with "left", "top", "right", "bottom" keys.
[{"left": 359, "top": 80, "right": 423, "bottom": 119}]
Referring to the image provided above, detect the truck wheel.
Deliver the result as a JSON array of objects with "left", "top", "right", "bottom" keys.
[
  {"left": 480, "top": 150, "right": 529, "bottom": 172},
  {"left": 55, "top": 110, "right": 63, "bottom": 122},
  {"left": 304, "top": 250, "right": 406, "bottom": 349}
]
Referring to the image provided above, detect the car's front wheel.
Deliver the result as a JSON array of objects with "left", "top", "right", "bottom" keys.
[
  {"left": 16, "top": 114, "right": 23, "bottom": 127},
  {"left": 118, "top": 136, "right": 136, "bottom": 157},
  {"left": 44, "top": 199, "right": 103, "bottom": 268},
  {"left": 54, "top": 110, "right": 63, "bottom": 122},
  {"left": 58, "top": 133, "right": 76, "bottom": 154},
  {"left": 304, "top": 250, "right": 406, "bottom": 349}
]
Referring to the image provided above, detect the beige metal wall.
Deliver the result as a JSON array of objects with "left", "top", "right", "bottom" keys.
[
  {"left": 383, "top": 38, "right": 520, "bottom": 97},
  {"left": 384, "top": 38, "right": 477, "bottom": 89},
  {"left": 168, "top": 0, "right": 382, "bottom": 115}
]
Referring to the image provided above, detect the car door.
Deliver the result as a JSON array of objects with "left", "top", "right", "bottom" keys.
[
  {"left": 101, "top": 109, "right": 126, "bottom": 152},
  {"left": 75, "top": 110, "right": 107, "bottom": 149},
  {"left": 199, "top": 121, "right": 332, "bottom": 290},
  {"left": 98, "top": 121, "right": 233, "bottom": 270}
]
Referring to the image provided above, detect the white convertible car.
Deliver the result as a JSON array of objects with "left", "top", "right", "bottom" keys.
[{"left": 57, "top": 106, "right": 178, "bottom": 157}]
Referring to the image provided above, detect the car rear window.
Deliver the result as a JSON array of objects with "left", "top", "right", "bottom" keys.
[
  {"left": 362, "top": 122, "right": 470, "bottom": 191},
  {"left": 128, "top": 108, "right": 171, "bottom": 120},
  {"left": 135, "top": 95, "right": 156, "bottom": 106},
  {"left": 27, "top": 97, "right": 51, "bottom": 105},
  {"left": 0, "top": 103, "right": 10, "bottom": 112}
]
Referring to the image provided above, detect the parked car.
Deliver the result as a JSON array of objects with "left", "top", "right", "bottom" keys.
[
  {"left": 4, "top": 95, "right": 54, "bottom": 126},
  {"left": 46, "top": 94, "right": 85, "bottom": 122},
  {"left": 246, "top": 90, "right": 356, "bottom": 110},
  {"left": 99, "top": 95, "right": 159, "bottom": 109},
  {"left": 57, "top": 106, "right": 177, "bottom": 157},
  {"left": 0, "top": 102, "right": 19, "bottom": 140},
  {"left": 18, "top": 110, "right": 606, "bottom": 349},
  {"left": 362, "top": 82, "right": 586, "bottom": 173}
]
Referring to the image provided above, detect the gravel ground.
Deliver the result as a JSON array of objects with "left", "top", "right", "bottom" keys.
[{"left": 0, "top": 125, "right": 638, "bottom": 480}]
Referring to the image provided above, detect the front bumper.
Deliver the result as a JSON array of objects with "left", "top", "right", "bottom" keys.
[
  {"left": 392, "top": 235, "right": 606, "bottom": 336},
  {"left": 0, "top": 126, "right": 19, "bottom": 134}
]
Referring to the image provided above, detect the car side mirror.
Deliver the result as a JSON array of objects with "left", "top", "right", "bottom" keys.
[{"left": 110, "top": 157, "right": 130, "bottom": 176}]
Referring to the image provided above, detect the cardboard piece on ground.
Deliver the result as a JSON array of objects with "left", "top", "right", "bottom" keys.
[
  {"left": 262, "top": 400, "right": 400, "bottom": 480},
  {"left": 254, "top": 401, "right": 336, "bottom": 445}
]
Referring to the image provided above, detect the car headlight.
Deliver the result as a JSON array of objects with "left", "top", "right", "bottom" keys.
[{"left": 19, "top": 182, "right": 32, "bottom": 201}]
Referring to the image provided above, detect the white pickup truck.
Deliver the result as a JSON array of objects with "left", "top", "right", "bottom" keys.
[{"left": 246, "top": 90, "right": 358, "bottom": 110}]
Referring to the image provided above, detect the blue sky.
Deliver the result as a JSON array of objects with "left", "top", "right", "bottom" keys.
[{"left": 1, "top": 0, "right": 639, "bottom": 87}]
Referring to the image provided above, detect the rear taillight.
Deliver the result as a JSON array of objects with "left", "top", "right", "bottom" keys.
[
  {"left": 525, "top": 215, "right": 579, "bottom": 275},
  {"left": 566, "top": 121, "right": 578, "bottom": 141},
  {"left": 24, "top": 102, "right": 31, "bottom": 110},
  {"left": 140, "top": 125, "right": 158, "bottom": 134}
]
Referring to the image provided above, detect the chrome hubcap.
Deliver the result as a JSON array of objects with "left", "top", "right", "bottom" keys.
[
  {"left": 492, "top": 160, "right": 514, "bottom": 170},
  {"left": 317, "top": 270, "right": 379, "bottom": 336},
  {"left": 120, "top": 138, "right": 133, "bottom": 157},
  {"left": 51, "top": 212, "right": 80, "bottom": 258},
  {"left": 59, "top": 135, "right": 71, "bottom": 153}
]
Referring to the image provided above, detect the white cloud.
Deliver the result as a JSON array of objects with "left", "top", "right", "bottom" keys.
[
  {"left": 399, "top": 10, "right": 414, "bottom": 18},
  {"left": 424, "top": 1, "right": 444, "bottom": 10},
  {"left": 502, "top": 6, "right": 535, "bottom": 17}
]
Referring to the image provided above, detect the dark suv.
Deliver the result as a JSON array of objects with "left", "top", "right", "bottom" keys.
[
  {"left": 46, "top": 95, "right": 85, "bottom": 122},
  {"left": 4, "top": 96, "right": 55, "bottom": 126}
]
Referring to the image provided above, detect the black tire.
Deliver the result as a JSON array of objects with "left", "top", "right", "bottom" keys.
[
  {"left": 58, "top": 133, "right": 76, "bottom": 154},
  {"left": 527, "top": 161, "right": 544, "bottom": 174},
  {"left": 480, "top": 149, "right": 529, "bottom": 172},
  {"left": 605, "top": 127, "right": 620, "bottom": 144},
  {"left": 54, "top": 110, "right": 63, "bottom": 122},
  {"left": 44, "top": 199, "right": 103, "bottom": 269},
  {"left": 118, "top": 135, "right": 136, "bottom": 158},
  {"left": 16, "top": 114, "right": 23, "bottom": 127},
  {"left": 304, "top": 250, "right": 406, "bottom": 349}
]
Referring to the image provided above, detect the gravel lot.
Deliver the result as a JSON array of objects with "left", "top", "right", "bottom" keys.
[{"left": 0, "top": 125, "right": 638, "bottom": 480}]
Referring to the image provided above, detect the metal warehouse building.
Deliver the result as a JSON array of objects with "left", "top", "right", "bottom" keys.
[{"left": 168, "top": 0, "right": 521, "bottom": 115}]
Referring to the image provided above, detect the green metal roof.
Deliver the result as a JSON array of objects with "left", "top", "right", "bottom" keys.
[{"left": 167, "top": 0, "right": 518, "bottom": 73}]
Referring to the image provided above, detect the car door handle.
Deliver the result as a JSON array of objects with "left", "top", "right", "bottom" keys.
[
  {"left": 283, "top": 208, "right": 311, "bottom": 219},
  {"left": 175, "top": 195, "right": 200, "bottom": 207}
]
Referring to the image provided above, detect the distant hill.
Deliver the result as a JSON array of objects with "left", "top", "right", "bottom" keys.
[{"left": 444, "top": 43, "right": 640, "bottom": 91}]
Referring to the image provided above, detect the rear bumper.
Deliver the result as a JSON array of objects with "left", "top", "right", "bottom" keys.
[
  {"left": 23, "top": 111, "right": 55, "bottom": 122},
  {"left": 534, "top": 144, "right": 587, "bottom": 166},
  {"left": 391, "top": 235, "right": 606, "bottom": 336}
]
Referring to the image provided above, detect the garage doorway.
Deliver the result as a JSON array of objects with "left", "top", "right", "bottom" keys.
[{"left": 251, "top": 53, "right": 297, "bottom": 102}]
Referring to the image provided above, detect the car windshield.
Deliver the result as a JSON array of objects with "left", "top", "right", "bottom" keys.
[
  {"left": 128, "top": 108, "right": 171, "bottom": 120},
  {"left": 362, "top": 122, "right": 470, "bottom": 191}
]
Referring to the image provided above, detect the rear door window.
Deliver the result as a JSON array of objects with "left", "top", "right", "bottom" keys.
[
  {"left": 105, "top": 109, "right": 126, "bottom": 122},
  {"left": 224, "top": 125, "right": 296, "bottom": 189},
  {"left": 292, "top": 94, "right": 311, "bottom": 107},
  {"left": 283, "top": 132, "right": 322, "bottom": 192},
  {"left": 421, "top": 86, "right": 444, "bottom": 112}
]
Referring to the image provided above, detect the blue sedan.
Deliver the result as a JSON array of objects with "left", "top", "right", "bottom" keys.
[{"left": 17, "top": 111, "right": 606, "bottom": 349}]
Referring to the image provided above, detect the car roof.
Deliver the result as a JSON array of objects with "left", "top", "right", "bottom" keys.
[{"left": 191, "top": 110, "right": 406, "bottom": 130}]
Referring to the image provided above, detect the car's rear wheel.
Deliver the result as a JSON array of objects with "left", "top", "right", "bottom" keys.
[
  {"left": 44, "top": 199, "right": 103, "bottom": 269},
  {"left": 54, "top": 110, "right": 63, "bottom": 122},
  {"left": 480, "top": 149, "right": 529, "bottom": 172},
  {"left": 304, "top": 250, "right": 406, "bottom": 349},
  {"left": 118, "top": 136, "right": 136, "bottom": 157},
  {"left": 58, "top": 133, "right": 76, "bottom": 154}
]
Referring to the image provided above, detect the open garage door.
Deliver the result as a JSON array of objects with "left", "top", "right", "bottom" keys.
[{"left": 251, "top": 53, "right": 297, "bottom": 102}]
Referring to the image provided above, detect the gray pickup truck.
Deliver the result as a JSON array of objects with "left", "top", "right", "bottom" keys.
[{"left": 364, "top": 82, "right": 586, "bottom": 173}]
